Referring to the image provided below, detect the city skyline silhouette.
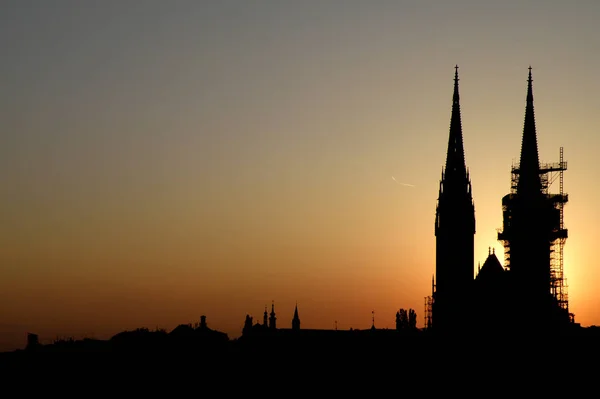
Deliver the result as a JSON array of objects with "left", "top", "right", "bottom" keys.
[
  {"left": 2, "top": 65, "right": 592, "bottom": 355},
  {"left": 3, "top": 1, "right": 600, "bottom": 353}
]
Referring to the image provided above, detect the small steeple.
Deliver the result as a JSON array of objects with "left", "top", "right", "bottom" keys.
[
  {"left": 263, "top": 305, "right": 268, "bottom": 327},
  {"left": 292, "top": 302, "right": 300, "bottom": 330},
  {"left": 371, "top": 310, "right": 376, "bottom": 330},
  {"left": 517, "top": 66, "right": 542, "bottom": 196},
  {"left": 269, "top": 300, "right": 277, "bottom": 329}
]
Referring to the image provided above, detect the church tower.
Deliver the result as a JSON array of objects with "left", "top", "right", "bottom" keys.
[
  {"left": 433, "top": 66, "right": 476, "bottom": 333},
  {"left": 497, "top": 67, "right": 569, "bottom": 330},
  {"left": 500, "top": 67, "right": 548, "bottom": 294}
]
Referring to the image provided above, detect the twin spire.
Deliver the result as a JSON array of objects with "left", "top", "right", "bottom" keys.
[
  {"left": 517, "top": 66, "right": 542, "bottom": 196},
  {"left": 444, "top": 65, "right": 468, "bottom": 181},
  {"left": 444, "top": 64, "right": 541, "bottom": 197}
]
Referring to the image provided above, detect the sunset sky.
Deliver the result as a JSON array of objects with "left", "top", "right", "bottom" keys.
[{"left": 2, "top": 0, "right": 600, "bottom": 351}]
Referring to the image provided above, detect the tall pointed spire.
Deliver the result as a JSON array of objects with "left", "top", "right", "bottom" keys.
[
  {"left": 517, "top": 66, "right": 542, "bottom": 196},
  {"left": 434, "top": 66, "right": 476, "bottom": 334},
  {"left": 445, "top": 65, "right": 467, "bottom": 179}
]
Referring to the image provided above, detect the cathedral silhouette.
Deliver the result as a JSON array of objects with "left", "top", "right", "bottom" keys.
[
  {"left": 241, "top": 66, "right": 577, "bottom": 338},
  {"left": 429, "top": 66, "right": 574, "bottom": 335}
]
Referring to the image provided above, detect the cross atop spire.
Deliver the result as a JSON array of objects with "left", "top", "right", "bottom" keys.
[
  {"left": 453, "top": 65, "right": 460, "bottom": 104},
  {"left": 527, "top": 66, "right": 533, "bottom": 101}
]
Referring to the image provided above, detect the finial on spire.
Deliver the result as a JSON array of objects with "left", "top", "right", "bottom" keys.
[
  {"left": 528, "top": 66, "right": 533, "bottom": 83},
  {"left": 454, "top": 65, "right": 459, "bottom": 84}
]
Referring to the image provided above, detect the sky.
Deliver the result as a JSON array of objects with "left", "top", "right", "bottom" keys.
[{"left": 1, "top": 0, "right": 600, "bottom": 351}]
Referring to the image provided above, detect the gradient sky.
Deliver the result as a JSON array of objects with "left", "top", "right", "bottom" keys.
[{"left": 1, "top": 0, "right": 600, "bottom": 351}]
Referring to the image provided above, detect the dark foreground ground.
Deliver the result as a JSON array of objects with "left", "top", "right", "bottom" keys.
[
  {"left": 1, "top": 329, "right": 597, "bottom": 394},
  {"left": 3, "top": 324, "right": 600, "bottom": 359},
  {"left": 2, "top": 325, "right": 599, "bottom": 387}
]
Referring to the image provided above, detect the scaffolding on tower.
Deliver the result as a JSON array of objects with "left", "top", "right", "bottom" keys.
[
  {"left": 424, "top": 296, "right": 433, "bottom": 330},
  {"left": 424, "top": 275, "right": 434, "bottom": 330},
  {"left": 542, "top": 147, "right": 569, "bottom": 313},
  {"left": 499, "top": 147, "right": 569, "bottom": 312}
]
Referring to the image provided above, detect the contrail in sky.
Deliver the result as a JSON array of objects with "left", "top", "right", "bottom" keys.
[{"left": 392, "top": 176, "right": 415, "bottom": 187}]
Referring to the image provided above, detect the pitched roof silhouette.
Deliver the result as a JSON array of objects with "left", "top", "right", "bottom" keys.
[{"left": 476, "top": 250, "right": 504, "bottom": 281}]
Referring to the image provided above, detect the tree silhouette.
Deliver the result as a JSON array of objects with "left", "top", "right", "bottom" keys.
[
  {"left": 396, "top": 308, "right": 417, "bottom": 330},
  {"left": 408, "top": 309, "right": 417, "bottom": 329}
]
